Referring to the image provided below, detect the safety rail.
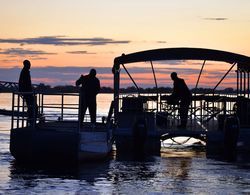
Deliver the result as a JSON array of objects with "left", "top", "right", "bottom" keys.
[
  {"left": 118, "top": 93, "right": 238, "bottom": 130},
  {"left": 11, "top": 92, "right": 110, "bottom": 130},
  {"left": 11, "top": 92, "right": 79, "bottom": 129}
]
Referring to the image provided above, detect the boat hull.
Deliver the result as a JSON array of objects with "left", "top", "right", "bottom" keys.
[
  {"left": 10, "top": 123, "right": 113, "bottom": 164},
  {"left": 10, "top": 127, "right": 78, "bottom": 164}
]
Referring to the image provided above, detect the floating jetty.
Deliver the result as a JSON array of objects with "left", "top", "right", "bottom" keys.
[{"left": 3, "top": 47, "right": 250, "bottom": 164}]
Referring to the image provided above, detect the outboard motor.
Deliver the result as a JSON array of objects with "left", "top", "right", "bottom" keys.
[
  {"left": 133, "top": 117, "right": 147, "bottom": 154},
  {"left": 223, "top": 115, "right": 240, "bottom": 161}
]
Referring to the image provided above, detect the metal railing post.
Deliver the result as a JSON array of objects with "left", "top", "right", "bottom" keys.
[
  {"left": 244, "top": 71, "right": 246, "bottom": 97},
  {"left": 78, "top": 92, "right": 81, "bottom": 132},
  {"left": 41, "top": 94, "right": 44, "bottom": 115},
  {"left": 22, "top": 94, "right": 24, "bottom": 128},
  {"left": 17, "top": 93, "right": 20, "bottom": 128},
  {"left": 32, "top": 92, "right": 36, "bottom": 128},
  {"left": 61, "top": 93, "right": 64, "bottom": 120},
  {"left": 11, "top": 93, "right": 15, "bottom": 130}
]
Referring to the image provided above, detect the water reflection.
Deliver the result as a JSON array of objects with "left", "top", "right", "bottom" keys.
[
  {"left": 77, "top": 160, "right": 111, "bottom": 183},
  {"left": 7, "top": 152, "right": 158, "bottom": 194},
  {"left": 8, "top": 151, "right": 159, "bottom": 182},
  {"left": 1, "top": 93, "right": 250, "bottom": 193},
  {"left": 3, "top": 148, "right": 250, "bottom": 194}
]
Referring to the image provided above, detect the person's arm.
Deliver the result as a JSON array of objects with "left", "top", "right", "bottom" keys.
[
  {"left": 171, "top": 81, "right": 178, "bottom": 98},
  {"left": 76, "top": 75, "right": 84, "bottom": 86}
]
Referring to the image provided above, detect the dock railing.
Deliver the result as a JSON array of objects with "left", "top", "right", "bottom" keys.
[
  {"left": 118, "top": 92, "right": 238, "bottom": 131},
  {"left": 11, "top": 92, "right": 111, "bottom": 130},
  {"left": 11, "top": 92, "right": 80, "bottom": 129}
]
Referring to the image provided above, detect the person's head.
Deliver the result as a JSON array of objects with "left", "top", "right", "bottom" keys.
[
  {"left": 89, "top": 69, "right": 96, "bottom": 77},
  {"left": 23, "top": 60, "right": 31, "bottom": 70},
  {"left": 171, "top": 72, "right": 178, "bottom": 81}
]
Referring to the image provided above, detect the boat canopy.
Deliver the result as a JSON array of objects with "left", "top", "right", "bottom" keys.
[
  {"left": 112, "top": 47, "right": 250, "bottom": 123},
  {"left": 113, "top": 48, "right": 250, "bottom": 67}
]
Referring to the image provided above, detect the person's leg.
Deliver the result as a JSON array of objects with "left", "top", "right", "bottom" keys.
[
  {"left": 24, "top": 95, "right": 35, "bottom": 126},
  {"left": 33, "top": 95, "right": 38, "bottom": 119},
  {"left": 88, "top": 98, "right": 97, "bottom": 124},
  {"left": 79, "top": 92, "right": 87, "bottom": 127},
  {"left": 180, "top": 102, "right": 189, "bottom": 127},
  {"left": 80, "top": 100, "right": 87, "bottom": 126}
]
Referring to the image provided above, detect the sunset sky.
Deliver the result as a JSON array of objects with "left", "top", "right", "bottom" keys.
[{"left": 1, "top": 0, "right": 250, "bottom": 88}]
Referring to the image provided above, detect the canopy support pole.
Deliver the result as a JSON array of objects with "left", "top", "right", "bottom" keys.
[
  {"left": 121, "top": 63, "right": 140, "bottom": 94},
  {"left": 195, "top": 60, "right": 206, "bottom": 95},
  {"left": 150, "top": 61, "right": 159, "bottom": 111},
  {"left": 213, "top": 62, "right": 236, "bottom": 93}
]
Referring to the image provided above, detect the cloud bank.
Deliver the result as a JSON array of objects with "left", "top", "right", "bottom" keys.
[
  {"left": 203, "top": 17, "right": 228, "bottom": 21},
  {"left": 0, "top": 48, "right": 56, "bottom": 56},
  {"left": 0, "top": 36, "right": 131, "bottom": 46},
  {"left": 66, "top": 51, "right": 96, "bottom": 55}
]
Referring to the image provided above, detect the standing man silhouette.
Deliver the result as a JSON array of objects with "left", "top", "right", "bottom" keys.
[
  {"left": 170, "top": 72, "right": 191, "bottom": 128},
  {"left": 76, "top": 69, "right": 100, "bottom": 128},
  {"left": 18, "top": 60, "right": 37, "bottom": 125}
]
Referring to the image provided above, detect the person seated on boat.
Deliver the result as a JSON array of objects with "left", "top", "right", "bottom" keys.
[
  {"left": 169, "top": 72, "right": 191, "bottom": 129},
  {"left": 76, "top": 69, "right": 100, "bottom": 128},
  {"left": 18, "top": 60, "right": 38, "bottom": 126}
]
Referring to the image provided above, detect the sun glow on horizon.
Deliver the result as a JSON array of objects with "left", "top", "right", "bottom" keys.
[{"left": 0, "top": 0, "right": 249, "bottom": 88}]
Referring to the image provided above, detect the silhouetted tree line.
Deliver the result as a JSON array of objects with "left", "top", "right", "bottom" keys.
[
  {"left": 33, "top": 84, "right": 114, "bottom": 93},
  {"left": 0, "top": 83, "right": 236, "bottom": 94}
]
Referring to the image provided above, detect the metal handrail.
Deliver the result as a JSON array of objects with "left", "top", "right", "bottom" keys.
[
  {"left": 11, "top": 92, "right": 81, "bottom": 129},
  {"left": 11, "top": 91, "right": 113, "bottom": 130}
]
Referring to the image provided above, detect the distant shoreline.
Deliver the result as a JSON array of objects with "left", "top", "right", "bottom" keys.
[{"left": 0, "top": 84, "right": 237, "bottom": 94}]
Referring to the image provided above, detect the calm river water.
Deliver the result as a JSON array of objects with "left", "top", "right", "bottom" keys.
[{"left": 0, "top": 93, "right": 250, "bottom": 194}]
